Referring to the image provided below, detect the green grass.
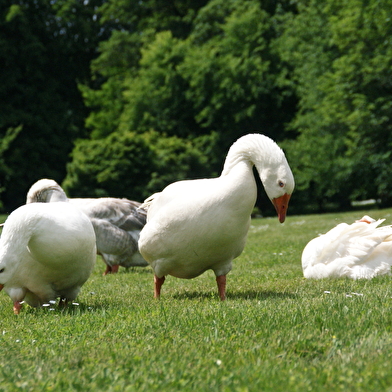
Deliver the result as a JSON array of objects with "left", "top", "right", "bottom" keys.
[{"left": 1, "top": 209, "right": 392, "bottom": 391}]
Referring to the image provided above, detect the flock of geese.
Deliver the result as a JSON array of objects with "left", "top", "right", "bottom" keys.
[{"left": 0, "top": 133, "right": 391, "bottom": 314}]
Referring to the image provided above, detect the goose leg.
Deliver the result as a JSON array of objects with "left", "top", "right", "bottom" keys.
[
  {"left": 216, "top": 275, "right": 226, "bottom": 301},
  {"left": 13, "top": 301, "right": 22, "bottom": 315},
  {"left": 58, "top": 297, "right": 68, "bottom": 308},
  {"left": 103, "top": 264, "right": 120, "bottom": 275},
  {"left": 154, "top": 275, "right": 165, "bottom": 299}
]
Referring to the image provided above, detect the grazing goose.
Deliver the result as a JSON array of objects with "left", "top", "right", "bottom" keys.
[
  {"left": 0, "top": 202, "right": 96, "bottom": 314},
  {"left": 302, "top": 216, "right": 392, "bottom": 279},
  {"left": 26, "top": 179, "right": 148, "bottom": 275},
  {"left": 138, "top": 133, "right": 295, "bottom": 300}
]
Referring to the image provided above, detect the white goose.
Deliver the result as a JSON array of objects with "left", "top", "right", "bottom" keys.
[
  {"left": 302, "top": 216, "right": 392, "bottom": 279},
  {"left": 138, "top": 133, "right": 295, "bottom": 300},
  {"left": 0, "top": 202, "right": 96, "bottom": 314},
  {"left": 26, "top": 179, "right": 148, "bottom": 275}
]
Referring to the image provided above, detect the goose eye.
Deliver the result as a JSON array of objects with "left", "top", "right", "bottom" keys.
[
  {"left": 278, "top": 180, "right": 285, "bottom": 188},
  {"left": 0, "top": 268, "right": 4, "bottom": 273}
]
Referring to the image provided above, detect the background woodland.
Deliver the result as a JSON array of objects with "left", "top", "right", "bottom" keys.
[{"left": 1, "top": 0, "right": 391, "bottom": 214}]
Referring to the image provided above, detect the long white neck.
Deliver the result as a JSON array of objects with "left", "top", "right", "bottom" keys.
[
  {"left": 221, "top": 134, "right": 285, "bottom": 178},
  {"left": 219, "top": 134, "right": 294, "bottom": 203}
]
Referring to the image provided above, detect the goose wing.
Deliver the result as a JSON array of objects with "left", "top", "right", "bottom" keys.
[
  {"left": 70, "top": 198, "right": 146, "bottom": 231},
  {"left": 302, "top": 219, "right": 392, "bottom": 278},
  {"left": 90, "top": 218, "right": 138, "bottom": 256}
]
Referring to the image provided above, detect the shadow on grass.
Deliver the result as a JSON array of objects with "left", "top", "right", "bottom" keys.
[
  {"left": 122, "top": 267, "right": 152, "bottom": 274},
  {"left": 228, "top": 290, "right": 297, "bottom": 300},
  {"left": 172, "top": 290, "right": 297, "bottom": 301}
]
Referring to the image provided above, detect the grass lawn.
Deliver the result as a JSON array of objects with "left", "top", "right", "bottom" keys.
[{"left": 0, "top": 209, "right": 392, "bottom": 391}]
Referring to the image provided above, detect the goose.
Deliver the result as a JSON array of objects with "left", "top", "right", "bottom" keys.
[
  {"left": 302, "top": 215, "right": 392, "bottom": 279},
  {"left": 26, "top": 179, "right": 148, "bottom": 275},
  {"left": 138, "top": 133, "right": 295, "bottom": 300},
  {"left": 0, "top": 202, "right": 96, "bottom": 314}
]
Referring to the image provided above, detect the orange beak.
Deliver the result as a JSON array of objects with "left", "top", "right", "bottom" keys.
[
  {"left": 272, "top": 193, "right": 291, "bottom": 223},
  {"left": 0, "top": 284, "right": 3, "bottom": 291}
]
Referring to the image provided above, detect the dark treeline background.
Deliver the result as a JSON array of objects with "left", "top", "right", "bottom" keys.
[{"left": 1, "top": 0, "right": 392, "bottom": 215}]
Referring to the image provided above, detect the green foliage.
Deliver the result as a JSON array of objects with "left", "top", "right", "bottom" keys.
[
  {"left": 114, "top": 0, "right": 295, "bottom": 142},
  {"left": 120, "top": 32, "right": 195, "bottom": 138},
  {"left": 98, "top": 0, "right": 208, "bottom": 39},
  {"left": 64, "top": 132, "right": 154, "bottom": 199},
  {"left": 0, "top": 126, "right": 23, "bottom": 210},
  {"left": 277, "top": 0, "right": 392, "bottom": 208},
  {"left": 145, "top": 131, "right": 220, "bottom": 193},
  {"left": 80, "top": 0, "right": 209, "bottom": 140},
  {"left": 0, "top": 0, "right": 107, "bottom": 210},
  {"left": 1, "top": 210, "right": 392, "bottom": 390},
  {"left": 180, "top": 0, "right": 277, "bottom": 138},
  {"left": 64, "top": 131, "right": 219, "bottom": 200},
  {"left": 282, "top": 131, "right": 353, "bottom": 211},
  {"left": 70, "top": 0, "right": 296, "bottom": 203},
  {"left": 3, "top": 0, "right": 392, "bottom": 214}
]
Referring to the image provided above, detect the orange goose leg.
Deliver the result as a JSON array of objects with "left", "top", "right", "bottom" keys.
[
  {"left": 154, "top": 275, "right": 165, "bottom": 299},
  {"left": 110, "top": 265, "right": 120, "bottom": 273},
  {"left": 216, "top": 275, "right": 226, "bottom": 301},
  {"left": 13, "top": 301, "right": 22, "bottom": 315},
  {"left": 103, "top": 264, "right": 120, "bottom": 276}
]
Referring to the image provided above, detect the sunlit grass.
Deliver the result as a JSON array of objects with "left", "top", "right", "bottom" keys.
[{"left": 1, "top": 209, "right": 392, "bottom": 391}]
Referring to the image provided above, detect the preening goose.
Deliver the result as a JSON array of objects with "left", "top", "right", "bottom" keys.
[
  {"left": 302, "top": 216, "right": 392, "bottom": 279},
  {"left": 0, "top": 202, "right": 96, "bottom": 314},
  {"left": 138, "top": 133, "right": 295, "bottom": 300},
  {"left": 26, "top": 179, "right": 148, "bottom": 275}
]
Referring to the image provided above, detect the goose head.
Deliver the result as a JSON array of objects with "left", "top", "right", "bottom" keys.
[
  {"left": 250, "top": 136, "right": 294, "bottom": 223},
  {"left": 261, "top": 164, "right": 294, "bottom": 223},
  {"left": 26, "top": 179, "right": 68, "bottom": 203},
  {"left": 222, "top": 134, "right": 294, "bottom": 223},
  {"left": 0, "top": 212, "right": 30, "bottom": 292},
  {"left": 0, "top": 248, "right": 20, "bottom": 292}
]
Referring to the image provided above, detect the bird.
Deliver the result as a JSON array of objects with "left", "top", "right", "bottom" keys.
[
  {"left": 138, "top": 133, "right": 295, "bottom": 300},
  {"left": 26, "top": 179, "right": 148, "bottom": 275},
  {"left": 0, "top": 202, "right": 96, "bottom": 314},
  {"left": 301, "top": 215, "right": 392, "bottom": 279}
]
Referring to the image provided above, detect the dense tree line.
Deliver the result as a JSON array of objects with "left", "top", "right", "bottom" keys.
[
  {"left": 1, "top": 0, "right": 391, "bottom": 214},
  {"left": 0, "top": 0, "right": 109, "bottom": 210}
]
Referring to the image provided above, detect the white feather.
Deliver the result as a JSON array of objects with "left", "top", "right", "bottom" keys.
[
  {"left": 138, "top": 133, "right": 295, "bottom": 298},
  {"left": 0, "top": 203, "right": 96, "bottom": 313},
  {"left": 302, "top": 217, "right": 392, "bottom": 279}
]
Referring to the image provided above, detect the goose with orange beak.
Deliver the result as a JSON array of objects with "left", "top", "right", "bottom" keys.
[
  {"left": 139, "top": 133, "right": 294, "bottom": 300},
  {"left": 273, "top": 193, "right": 291, "bottom": 224}
]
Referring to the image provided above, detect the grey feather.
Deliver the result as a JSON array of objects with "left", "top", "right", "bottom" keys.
[{"left": 26, "top": 179, "right": 148, "bottom": 274}]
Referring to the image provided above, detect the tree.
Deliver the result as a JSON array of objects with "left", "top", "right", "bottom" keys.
[
  {"left": 117, "top": 0, "right": 296, "bottom": 145},
  {"left": 80, "top": 0, "right": 209, "bottom": 140},
  {"left": 119, "top": 31, "right": 196, "bottom": 138},
  {"left": 64, "top": 131, "right": 218, "bottom": 201},
  {"left": 0, "top": 0, "right": 106, "bottom": 211},
  {"left": 180, "top": 0, "right": 292, "bottom": 142},
  {"left": 63, "top": 131, "right": 155, "bottom": 199},
  {"left": 71, "top": 0, "right": 297, "bottom": 203},
  {"left": 277, "top": 0, "right": 392, "bottom": 210}
]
